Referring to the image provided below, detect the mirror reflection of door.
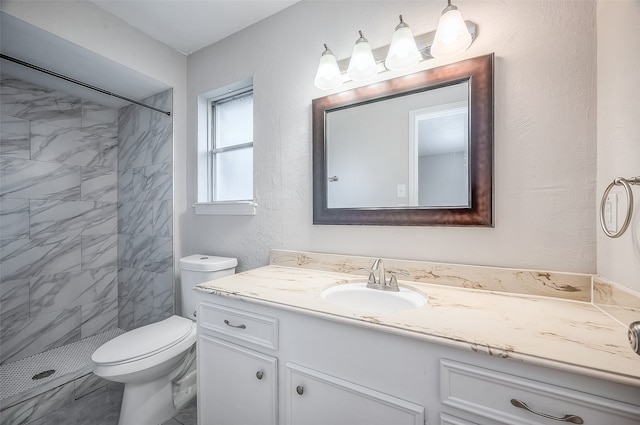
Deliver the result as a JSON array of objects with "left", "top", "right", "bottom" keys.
[
  {"left": 326, "top": 81, "right": 469, "bottom": 209},
  {"left": 408, "top": 101, "right": 469, "bottom": 207}
]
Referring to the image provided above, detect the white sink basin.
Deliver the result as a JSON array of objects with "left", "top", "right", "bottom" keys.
[{"left": 320, "top": 282, "right": 427, "bottom": 313}]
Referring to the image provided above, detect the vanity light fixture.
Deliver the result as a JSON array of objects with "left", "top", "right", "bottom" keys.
[
  {"left": 313, "top": 1, "right": 476, "bottom": 90},
  {"left": 430, "top": 0, "right": 473, "bottom": 58},
  {"left": 346, "top": 31, "right": 378, "bottom": 82},
  {"left": 314, "top": 44, "right": 342, "bottom": 90},
  {"left": 385, "top": 15, "right": 421, "bottom": 71}
]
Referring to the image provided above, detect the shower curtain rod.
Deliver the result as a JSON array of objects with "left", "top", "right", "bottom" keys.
[{"left": 1, "top": 53, "right": 171, "bottom": 116}]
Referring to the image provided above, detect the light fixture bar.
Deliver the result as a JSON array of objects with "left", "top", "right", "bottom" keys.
[{"left": 334, "top": 21, "right": 476, "bottom": 75}]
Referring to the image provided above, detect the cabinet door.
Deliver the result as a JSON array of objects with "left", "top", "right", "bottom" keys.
[
  {"left": 286, "top": 363, "right": 424, "bottom": 425},
  {"left": 198, "top": 335, "right": 277, "bottom": 425}
]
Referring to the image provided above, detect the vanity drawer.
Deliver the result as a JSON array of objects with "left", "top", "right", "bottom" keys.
[
  {"left": 199, "top": 301, "right": 278, "bottom": 350},
  {"left": 440, "top": 359, "right": 640, "bottom": 425}
]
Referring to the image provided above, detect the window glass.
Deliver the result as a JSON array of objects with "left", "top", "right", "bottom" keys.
[
  {"left": 214, "top": 147, "right": 253, "bottom": 201},
  {"left": 210, "top": 89, "right": 253, "bottom": 201}
]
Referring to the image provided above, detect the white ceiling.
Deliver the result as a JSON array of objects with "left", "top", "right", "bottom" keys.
[
  {"left": 0, "top": 1, "right": 299, "bottom": 109},
  {"left": 90, "top": 0, "right": 300, "bottom": 55}
]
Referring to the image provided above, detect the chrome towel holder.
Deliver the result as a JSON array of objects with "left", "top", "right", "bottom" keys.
[{"left": 599, "top": 176, "right": 640, "bottom": 238}]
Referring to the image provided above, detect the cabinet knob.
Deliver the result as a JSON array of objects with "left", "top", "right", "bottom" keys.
[
  {"left": 296, "top": 385, "right": 304, "bottom": 395},
  {"left": 256, "top": 371, "right": 263, "bottom": 380}
]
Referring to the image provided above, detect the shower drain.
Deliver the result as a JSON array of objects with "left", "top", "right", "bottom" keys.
[{"left": 32, "top": 369, "right": 55, "bottom": 380}]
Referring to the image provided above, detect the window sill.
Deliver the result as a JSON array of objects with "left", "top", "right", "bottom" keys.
[{"left": 193, "top": 201, "right": 257, "bottom": 216}]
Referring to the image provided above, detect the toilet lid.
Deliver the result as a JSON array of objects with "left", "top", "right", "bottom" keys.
[{"left": 92, "top": 316, "right": 194, "bottom": 365}]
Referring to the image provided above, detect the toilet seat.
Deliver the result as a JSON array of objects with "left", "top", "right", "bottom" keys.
[{"left": 92, "top": 316, "right": 195, "bottom": 366}]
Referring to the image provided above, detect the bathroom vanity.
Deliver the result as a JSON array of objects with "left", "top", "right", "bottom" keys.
[{"left": 195, "top": 251, "right": 640, "bottom": 425}]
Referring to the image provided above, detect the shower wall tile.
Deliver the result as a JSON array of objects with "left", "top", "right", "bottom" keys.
[
  {"left": 146, "top": 237, "right": 173, "bottom": 274},
  {"left": 118, "top": 234, "right": 153, "bottom": 270},
  {"left": 82, "top": 103, "right": 118, "bottom": 139},
  {"left": 136, "top": 162, "right": 172, "bottom": 201},
  {"left": 153, "top": 272, "right": 174, "bottom": 313},
  {"left": 0, "top": 79, "right": 82, "bottom": 129},
  {"left": 80, "top": 168, "right": 117, "bottom": 202},
  {"left": 118, "top": 103, "right": 153, "bottom": 137},
  {"left": 118, "top": 235, "right": 172, "bottom": 274},
  {"left": 151, "top": 125, "right": 173, "bottom": 165},
  {"left": 81, "top": 297, "right": 118, "bottom": 338},
  {"left": 153, "top": 200, "right": 173, "bottom": 237},
  {"left": 118, "top": 130, "right": 155, "bottom": 170},
  {"left": 0, "top": 278, "right": 29, "bottom": 322},
  {"left": 0, "top": 77, "right": 120, "bottom": 364},
  {"left": 0, "top": 198, "right": 29, "bottom": 240},
  {"left": 81, "top": 234, "right": 117, "bottom": 269},
  {"left": 117, "top": 168, "right": 135, "bottom": 202},
  {"left": 118, "top": 201, "right": 153, "bottom": 235},
  {"left": 0, "top": 157, "right": 81, "bottom": 201},
  {"left": 117, "top": 297, "right": 134, "bottom": 331},
  {"left": 0, "top": 236, "right": 81, "bottom": 281},
  {"left": 0, "top": 115, "right": 30, "bottom": 159},
  {"left": 30, "top": 267, "right": 117, "bottom": 316},
  {"left": 117, "top": 266, "right": 153, "bottom": 301},
  {"left": 30, "top": 122, "right": 117, "bottom": 169},
  {"left": 117, "top": 88, "right": 174, "bottom": 331},
  {"left": 117, "top": 125, "right": 172, "bottom": 170},
  {"left": 0, "top": 306, "right": 82, "bottom": 364},
  {"left": 147, "top": 90, "right": 173, "bottom": 115},
  {"left": 29, "top": 199, "right": 116, "bottom": 239}
]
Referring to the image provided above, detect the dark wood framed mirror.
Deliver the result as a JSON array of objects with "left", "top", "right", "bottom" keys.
[{"left": 312, "top": 53, "right": 494, "bottom": 226}]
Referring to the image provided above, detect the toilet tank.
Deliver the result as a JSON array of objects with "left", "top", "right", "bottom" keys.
[{"left": 179, "top": 254, "right": 237, "bottom": 320}]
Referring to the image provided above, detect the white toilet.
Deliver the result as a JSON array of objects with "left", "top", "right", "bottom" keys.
[{"left": 91, "top": 255, "right": 237, "bottom": 425}]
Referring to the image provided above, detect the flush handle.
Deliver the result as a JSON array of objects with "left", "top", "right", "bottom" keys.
[
  {"left": 224, "top": 319, "right": 246, "bottom": 329},
  {"left": 511, "top": 399, "right": 583, "bottom": 424}
]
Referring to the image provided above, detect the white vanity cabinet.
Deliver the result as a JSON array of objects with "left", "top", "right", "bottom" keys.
[
  {"left": 196, "top": 292, "right": 640, "bottom": 425},
  {"left": 285, "top": 363, "right": 424, "bottom": 425},
  {"left": 197, "top": 299, "right": 279, "bottom": 425}
]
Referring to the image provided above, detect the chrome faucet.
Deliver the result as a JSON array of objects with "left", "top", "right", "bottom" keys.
[{"left": 359, "top": 259, "right": 408, "bottom": 292}]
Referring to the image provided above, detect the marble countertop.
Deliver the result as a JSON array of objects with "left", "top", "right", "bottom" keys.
[{"left": 196, "top": 264, "right": 640, "bottom": 387}]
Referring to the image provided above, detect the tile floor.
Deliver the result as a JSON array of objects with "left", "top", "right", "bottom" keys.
[{"left": 23, "top": 383, "right": 196, "bottom": 425}]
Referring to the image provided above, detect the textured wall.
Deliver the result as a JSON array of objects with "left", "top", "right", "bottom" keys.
[
  {"left": 117, "top": 89, "right": 174, "bottom": 330},
  {"left": 597, "top": 1, "right": 640, "bottom": 292},
  {"left": 186, "top": 1, "right": 597, "bottom": 274},
  {"left": 0, "top": 78, "right": 118, "bottom": 364}
]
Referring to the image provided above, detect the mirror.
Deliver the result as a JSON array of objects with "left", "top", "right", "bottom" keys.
[{"left": 312, "top": 54, "right": 493, "bottom": 226}]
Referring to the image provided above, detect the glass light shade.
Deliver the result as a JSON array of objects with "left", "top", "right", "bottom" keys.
[
  {"left": 314, "top": 45, "right": 342, "bottom": 90},
  {"left": 385, "top": 18, "right": 421, "bottom": 71},
  {"left": 431, "top": 6, "right": 472, "bottom": 58},
  {"left": 346, "top": 32, "right": 378, "bottom": 81}
]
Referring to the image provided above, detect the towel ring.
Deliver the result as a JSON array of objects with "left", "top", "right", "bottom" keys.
[{"left": 599, "top": 176, "right": 640, "bottom": 238}]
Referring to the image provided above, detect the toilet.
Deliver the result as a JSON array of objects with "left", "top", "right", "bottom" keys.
[{"left": 91, "top": 255, "right": 237, "bottom": 425}]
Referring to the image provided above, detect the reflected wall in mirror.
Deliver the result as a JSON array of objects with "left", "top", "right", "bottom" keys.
[{"left": 312, "top": 53, "right": 493, "bottom": 226}]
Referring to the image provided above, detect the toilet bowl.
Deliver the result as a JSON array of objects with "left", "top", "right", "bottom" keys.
[{"left": 92, "top": 255, "right": 237, "bottom": 425}]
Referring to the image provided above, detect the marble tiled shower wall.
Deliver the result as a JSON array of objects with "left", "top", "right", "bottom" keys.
[
  {"left": 0, "top": 78, "right": 119, "bottom": 365},
  {"left": 116, "top": 89, "right": 174, "bottom": 331},
  {"left": 0, "top": 78, "right": 174, "bottom": 365}
]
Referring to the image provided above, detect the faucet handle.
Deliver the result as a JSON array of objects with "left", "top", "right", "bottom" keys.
[
  {"left": 358, "top": 267, "right": 377, "bottom": 284},
  {"left": 386, "top": 270, "right": 410, "bottom": 291}
]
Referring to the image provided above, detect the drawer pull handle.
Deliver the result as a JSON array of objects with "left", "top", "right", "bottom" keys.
[
  {"left": 223, "top": 319, "right": 246, "bottom": 329},
  {"left": 256, "top": 371, "right": 263, "bottom": 380},
  {"left": 511, "top": 399, "right": 584, "bottom": 424},
  {"left": 296, "top": 385, "right": 304, "bottom": 395}
]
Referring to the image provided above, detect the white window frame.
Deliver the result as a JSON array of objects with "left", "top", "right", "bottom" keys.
[{"left": 194, "top": 80, "right": 257, "bottom": 216}]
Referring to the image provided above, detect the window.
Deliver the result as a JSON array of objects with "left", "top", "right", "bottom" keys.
[
  {"left": 195, "top": 79, "right": 256, "bottom": 215},
  {"left": 209, "top": 88, "right": 253, "bottom": 202}
]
